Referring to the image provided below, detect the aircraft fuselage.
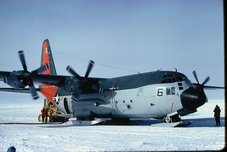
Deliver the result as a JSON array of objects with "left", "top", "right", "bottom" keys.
[{"left": 54, "top": 71, "right": 206, "bottom": 120}]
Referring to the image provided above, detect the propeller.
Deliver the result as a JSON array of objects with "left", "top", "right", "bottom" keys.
[
  {"left": 66, "top": 66, "right": 81, "bottom": 79},
  {"left": 28, "top": 81, "right": 39, "bottom": 100},
  {"left": 192, "top": 70, "right": 199, "bottom": 84},
  {"left": 192, "top": 70, "right": 210, "bottom": 88},
  {"left": 67, "top": 60, "right": 94, "bottom": 79},
  {"left": 85, "top": 60, "right": 94, "bottom": 78},
  {"left": 192, "top": 70, "right": 224, "bottom": 89},
  {"left": 18, "top": 50, "right": 28, "bottom": 71},
  {"left": 17, "top": 50, "right": 48, "bottom": 99},
  {"left": 66, "top": 60, "right": 95, "bottom": 101},
  {"left": 201, "top": 76, "right": 210, "bottom": 86}
]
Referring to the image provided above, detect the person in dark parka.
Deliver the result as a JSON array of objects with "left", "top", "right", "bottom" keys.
[
  {"left": 213, "top": 105, "right": 221, "bottom": 126},
  {"left": 7, "top": 146, "right": 16, "bottom": 152}
]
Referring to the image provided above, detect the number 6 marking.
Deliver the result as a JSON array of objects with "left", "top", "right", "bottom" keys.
[{"left": 157, "top": 88, "right": 164, "bottom": 96}]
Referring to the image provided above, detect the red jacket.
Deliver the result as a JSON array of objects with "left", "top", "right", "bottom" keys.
[{"left": 41, "top": 109, "right": 48, "bottom": 116}]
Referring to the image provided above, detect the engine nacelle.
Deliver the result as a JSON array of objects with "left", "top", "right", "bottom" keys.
[{"left": 5, "top": 71, "right": 27, "bottom": 88}]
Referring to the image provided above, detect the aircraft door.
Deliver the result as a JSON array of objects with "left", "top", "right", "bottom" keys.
[
  {"left": 56, "top": 96, "right": 73, "bottom": 114},
  {"left": 63, "top": 98, "right": 71, "bottom": 114}
]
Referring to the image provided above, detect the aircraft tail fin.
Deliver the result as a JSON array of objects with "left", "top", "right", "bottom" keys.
[
  {"left": 40, "top": 39, "right": 58, "bottom": 104},
  {"left": 41, "top": 39, "right": 57, "bottom": 75}
]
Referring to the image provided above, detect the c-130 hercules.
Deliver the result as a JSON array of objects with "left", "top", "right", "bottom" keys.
[{"left": 0, "top": 39, "right": 224, "bottom": 123}]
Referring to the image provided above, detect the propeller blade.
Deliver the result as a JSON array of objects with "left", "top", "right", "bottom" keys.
[
  {"left": 28, "top": 82, "right": 39, "bottom": 100},
  {"left": 202, "top": 76, "right": 210, "bottom": 86},
  {"left": 18, "top": 50, "right": 27, "bottom": 71},
  {"left": 203, "top": 86, "right": 225, "bottom": 89},
  {"left": 193, "top": 70, "right": 200, "bottom": 84},
  {"left": 84, "top": 60, "right": 94, "bottom": 78},
  {"left": 31, "top": 64, "right": 49, "bottom": 75},
  {"left": 66, "top": 65, "right": 81, "bottom": 79}
]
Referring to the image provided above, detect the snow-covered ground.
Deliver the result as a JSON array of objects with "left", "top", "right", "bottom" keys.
[{"left": 0, "top": 99, "right": 225, "bottom": 151}]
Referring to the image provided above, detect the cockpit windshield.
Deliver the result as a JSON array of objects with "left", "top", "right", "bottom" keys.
[{"left": 161, "top": 73, "right": 185, "bottom": 83}]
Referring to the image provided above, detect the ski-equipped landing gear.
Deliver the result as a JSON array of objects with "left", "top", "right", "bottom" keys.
[{"left": 164, "top": 114, "right": 181, "bottom": 123}]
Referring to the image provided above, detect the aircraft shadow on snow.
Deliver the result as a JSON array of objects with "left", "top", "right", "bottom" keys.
[
  {"left": 183, "top": 117, "right": 225, "bottom": 127},
  {"left": 96, "top": 117, "right": 225, "bottom": 127},
  {"left": 39, "top": 117, "right": 225, "bottom": 128}
]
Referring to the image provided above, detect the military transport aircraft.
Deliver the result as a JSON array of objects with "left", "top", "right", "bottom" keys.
[{"left": 0, "top": 39, "right": 224, "bottom": 122}]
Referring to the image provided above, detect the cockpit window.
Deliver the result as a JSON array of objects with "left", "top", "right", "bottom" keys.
[
  {"left": 161, "top": 74, "right": 184, "bottom": 83},
  {"left": 185, "top": 78, "right": 193, "bottom": 87}
]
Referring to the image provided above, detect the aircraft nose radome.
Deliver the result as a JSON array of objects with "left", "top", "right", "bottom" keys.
[{"left": 180, "top": 87, "right": 207, "bottom": 111}]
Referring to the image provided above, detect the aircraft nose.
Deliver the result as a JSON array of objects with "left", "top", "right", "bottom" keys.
[{"left": 180, "top": 87, "right": 207, "bottom": 111}]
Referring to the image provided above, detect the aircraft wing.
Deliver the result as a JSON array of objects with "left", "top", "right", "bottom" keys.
[
  {"left": 0, "top": 71, "right": 68, "bottom": 86},
  {"left": 0, "top": 88, "right": 40, "bottom": 93},
  {"left": 31, "top": 74, "right": 67, "bottom": 85},
  {"left": 0, "top": 71, "right": 107, "bottom": 94}
]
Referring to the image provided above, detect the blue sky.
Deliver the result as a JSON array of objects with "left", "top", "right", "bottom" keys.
[{"left": 0, "top": 0, "right": 224, "bottom": 102}]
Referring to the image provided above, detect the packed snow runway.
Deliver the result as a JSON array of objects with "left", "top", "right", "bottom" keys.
[{"left": 0, "top": 99, "right": 225, "bottom": 151}]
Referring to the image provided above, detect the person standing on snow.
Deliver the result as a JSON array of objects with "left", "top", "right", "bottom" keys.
[
  {"left": 213, "top": 105, "right": 221, "bottom": 126},
  {"left": 41, "top": 108, "right": 48, "bottom": 123},
  {"left": 7, "top": 146, "right": 16, "bottom": 152}
]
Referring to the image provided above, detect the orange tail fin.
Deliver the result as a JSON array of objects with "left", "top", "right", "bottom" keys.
[
  {"left": 41, "top": 39, "right": 57, "bottom": 75},
  {"left": 40, "top": 39, "right": 58, "bottom": 104}
]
